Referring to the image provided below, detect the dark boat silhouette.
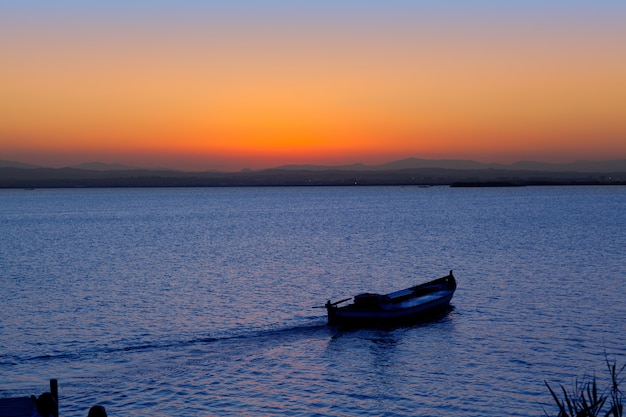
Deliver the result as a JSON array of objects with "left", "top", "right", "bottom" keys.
[{"left": 320, "top": 271, "right": 456, "bottom": 327}]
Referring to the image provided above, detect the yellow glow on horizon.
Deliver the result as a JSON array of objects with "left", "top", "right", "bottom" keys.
[{"left": 1, "top": 6, "right": 625, "bottom": 170}]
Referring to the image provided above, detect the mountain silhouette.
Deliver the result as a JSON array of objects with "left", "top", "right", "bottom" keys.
[{"left": 1, "top": 157, "right": 624, "bottom": 188}]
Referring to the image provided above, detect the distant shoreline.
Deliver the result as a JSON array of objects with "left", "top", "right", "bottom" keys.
[
  {"left": 449, "top": 180, "right": 626, "bottom": 187},
  {"left": 1, "top": 166, "right": 624, "bottom": 188}
]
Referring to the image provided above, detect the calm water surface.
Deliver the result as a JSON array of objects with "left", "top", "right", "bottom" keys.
[{"left": 1, "top": 186, "right": 625, "bottom": 416}]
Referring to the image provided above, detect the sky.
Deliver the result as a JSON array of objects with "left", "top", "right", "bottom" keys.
[{"left": 1, "top": 1, "right": 625, "bottom": 171}]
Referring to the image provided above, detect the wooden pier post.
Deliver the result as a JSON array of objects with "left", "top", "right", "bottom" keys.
[{"left": 50, "top": 379, "right": 59, "bottom": 417}]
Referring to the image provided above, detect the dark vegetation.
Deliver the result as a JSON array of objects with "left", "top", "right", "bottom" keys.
[{"left": 545, "top": 359, "right": 624, "bottom": 417}]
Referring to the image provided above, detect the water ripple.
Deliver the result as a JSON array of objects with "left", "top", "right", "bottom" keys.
[{"left": 1, "top": 186, "right": 625, "bottom": 416}]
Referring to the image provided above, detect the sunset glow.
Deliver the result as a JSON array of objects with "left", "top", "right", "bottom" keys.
[{"left": 1, "top": 1, "right": 625, "bottom": 171}]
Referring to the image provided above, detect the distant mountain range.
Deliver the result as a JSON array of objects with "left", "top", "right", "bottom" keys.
[
  {"left": 2, "top": 157, "right": 626, "bottom": 173},
  {"left": 275, "top": 157, "right": 626, "bottom": 173},
  {"left": 0, "top": 160, "right": 141, "bottom": 171},
  {"left": 1, "top": 157, "right": 625, "bottom": 188}
]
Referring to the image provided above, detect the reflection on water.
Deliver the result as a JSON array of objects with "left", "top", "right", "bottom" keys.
[{"left": 1, "top": 186, "right": 625, "bottom": 416}]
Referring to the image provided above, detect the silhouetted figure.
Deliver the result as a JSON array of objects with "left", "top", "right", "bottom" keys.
[
  {"left": 31, "top": 392, "right": 56, "bottom": 417},
  {"left": 88, "top": 405, "right": 108, "bottom": 417}
]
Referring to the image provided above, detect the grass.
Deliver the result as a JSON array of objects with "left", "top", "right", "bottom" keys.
[{"left": 544, "top": 358, "right": 624, "bottom": 417}]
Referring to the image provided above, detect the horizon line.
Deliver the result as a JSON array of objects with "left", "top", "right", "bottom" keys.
[{"left": 2, "top": 156, "right": 626, "bottom": 173}]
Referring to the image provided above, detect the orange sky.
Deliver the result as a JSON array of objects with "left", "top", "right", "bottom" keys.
[{"left": 1, "top": 2, "right": 625, "bottom": 171}]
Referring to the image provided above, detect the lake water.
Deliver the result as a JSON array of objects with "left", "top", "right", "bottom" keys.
[{"left": 1, "top": 186, "right": 625, "bottom": 416}]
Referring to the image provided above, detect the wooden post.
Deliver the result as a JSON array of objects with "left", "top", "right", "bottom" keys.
[{"left": 50, "top": 379, "right": 58, "bottom": 417}]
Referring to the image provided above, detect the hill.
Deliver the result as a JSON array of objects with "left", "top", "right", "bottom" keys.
[
  {"left": 0, "top": 158, "right": 625, "bottom": 188},
  {"left": 276, "top": 158, "right": 626, "bottom": 173}
]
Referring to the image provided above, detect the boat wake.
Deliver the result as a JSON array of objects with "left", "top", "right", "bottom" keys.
[{"left": 13, "top": 316, "right": 331, "bottom": 366}]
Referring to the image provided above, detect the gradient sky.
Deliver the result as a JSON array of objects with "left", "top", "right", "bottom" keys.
[{"left": 1, "top": 1, "right": 625, "bottom": 171}]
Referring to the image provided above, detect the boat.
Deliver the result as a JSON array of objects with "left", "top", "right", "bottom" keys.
[{"left": 321, "top": 271, "right": 456, "bottom": 326}]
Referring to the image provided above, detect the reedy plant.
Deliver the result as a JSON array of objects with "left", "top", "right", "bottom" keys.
[{"left": 544, "top": 359, "right": 624, "bottom": 417}]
